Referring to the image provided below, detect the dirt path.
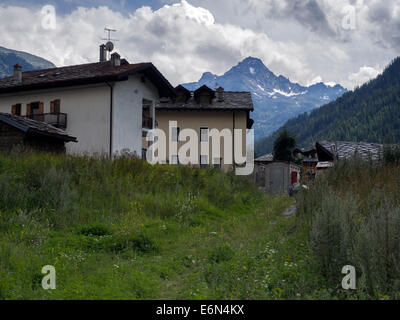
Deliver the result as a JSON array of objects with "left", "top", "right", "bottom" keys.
[{"left": 283, "top": 202, "right": 297, "bottom": 218}]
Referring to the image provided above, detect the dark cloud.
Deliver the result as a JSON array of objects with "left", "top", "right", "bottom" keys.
[{"left": 287, "top": 0, "right": 336, "bottom": 36}]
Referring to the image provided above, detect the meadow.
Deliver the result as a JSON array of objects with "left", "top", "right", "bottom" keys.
[
  {"left": 0, "top": 152, "right": 325, "bottom": 300},
  {"left": 1, "top": 151, "right": 399, "bottom": 300}
]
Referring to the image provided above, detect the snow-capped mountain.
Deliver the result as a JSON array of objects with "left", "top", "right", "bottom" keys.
[
  {"left": 0, "top": 46, "right": 55, "bottom": 79},
  {"left": 183, "top": 57, "right": 347, "bottom": 140}
]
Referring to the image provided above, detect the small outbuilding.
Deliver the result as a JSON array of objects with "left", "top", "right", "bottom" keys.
[
  {"left": 254, "top": 154, "right": 301, "bottom": 195},
  {"left": 0, "top": 112, "right": 77, "bottom": 153}
]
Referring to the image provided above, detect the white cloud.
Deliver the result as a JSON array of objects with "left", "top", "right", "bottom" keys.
[
  {"left": 0, "top": 1, "right": 313, "bottom": 86},
  {"left": 347, "top": 66, "right": 381, "bottom": 88},
  {"left": 0, "top": 0, "right": 398, "bottom": 89}
]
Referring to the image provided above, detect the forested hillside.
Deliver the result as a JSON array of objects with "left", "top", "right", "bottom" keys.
[{"left": 256, "top": 57, "right": 400, "bottom": 155}]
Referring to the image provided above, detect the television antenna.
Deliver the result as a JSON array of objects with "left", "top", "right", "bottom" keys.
[{"left": 102, "top": 27, "right": 118, "bottom": 58}]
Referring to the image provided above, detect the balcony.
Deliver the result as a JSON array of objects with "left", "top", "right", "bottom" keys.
[
  {"left": 25, "top": 113, "right": 67, "bottom": 130},
  {"left": 142, "top": 115, "right": 153, "bottom": 130}
]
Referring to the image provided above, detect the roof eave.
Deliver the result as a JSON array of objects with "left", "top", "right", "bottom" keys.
[{"left": 27, "top": 128, "right": 78, "bottom": 142}]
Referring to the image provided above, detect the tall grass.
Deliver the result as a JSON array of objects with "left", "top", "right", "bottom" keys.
[
  {"left": 1, "top": 152, "right": 298, "bottom": 299},
  {"left": 297, "top": 156, "right": 400, "bottom": 299},
  {"left": 0, "top": 152, "right": 262, "bottom": 230}
]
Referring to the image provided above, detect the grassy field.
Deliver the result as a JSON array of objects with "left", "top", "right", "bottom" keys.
[
  {"left": 0, "top": 152, "right": 330, "bottom": 300},
  {"left": 2, "top": 152, "right": 398, "bottom": 300}
]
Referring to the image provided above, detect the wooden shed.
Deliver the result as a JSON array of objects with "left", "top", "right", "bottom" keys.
[
  {"left": 254, "top": 154, "right": 301, "bottom": 195},
  {"left": 0, "top": 112, "right": 77, "bottom": 153}
]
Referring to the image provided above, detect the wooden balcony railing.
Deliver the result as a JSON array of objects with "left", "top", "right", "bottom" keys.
[{"left": 25, "top": 113, "right": 67, "bottom": 129}]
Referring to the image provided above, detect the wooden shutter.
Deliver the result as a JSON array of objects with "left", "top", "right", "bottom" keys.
[
  {"left": 39, "top": 102, "right": 44, "bottom": 114},
  {"left": 11, "top": 105, "right": 17, "bottom": 115},
  {"left": 50, "top": 101, "right": 55, "bottom": 114},
  {"left": 291, "top": 171, "right": 298, "bottom": 184},
  {"left": 26, "top": 104, "right": 32, "bottom": 116}
]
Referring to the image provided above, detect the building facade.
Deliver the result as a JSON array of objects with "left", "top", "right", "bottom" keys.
[
  {"left": 0, "top": 51, "right": 174, "bottom": 157},
  {"left": 152, "top": 85, "right": 254, "bottom": 171}
]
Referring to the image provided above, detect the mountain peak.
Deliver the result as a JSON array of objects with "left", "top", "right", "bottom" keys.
[
  {"left": 241, "top": 56, "right": 264, "bottom": 65},
  {"left": 199, "top": 71, "right": 217, "bottom": 83},
  {"left": 182, "top": 57, "right": 347, "bottom": 139}
]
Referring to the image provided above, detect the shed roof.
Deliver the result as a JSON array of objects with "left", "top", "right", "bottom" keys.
[
  {"left": 255, "top": 153, "right": 274, "bottom": 162},
  {"left": 316, "top": 141, "right": 384, "bottom": 161},
  {"left": 0, "top": 113, "right": 77, "bottom": 142}
]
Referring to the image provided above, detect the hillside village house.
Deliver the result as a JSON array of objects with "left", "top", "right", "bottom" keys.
[
  {"left": 0, "top": 112, "right": 77, "bottom": 153},
  {"left": 153, "top": 85, "right": 254, "bottom": 171},
  {"left": 0, "top": 48, "right": 175, "bottom": 156}
]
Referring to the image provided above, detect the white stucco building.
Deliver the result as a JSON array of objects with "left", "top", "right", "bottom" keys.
[{"left": 0, "top": 51, "right": 175, "bottom": 156}]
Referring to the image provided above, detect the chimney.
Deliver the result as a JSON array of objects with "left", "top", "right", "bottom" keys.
[
  {"left": 100, "top": 44, "right": 107, "bottom": 62},
  {"left": 216, "top": 87, "right": 224, "bottom": 102},
  {"left": 111, "top": 52, "right": 121, "bottom": 67},
  {"left": 13, "top": 64, "right": 22, "bottom": 83}
]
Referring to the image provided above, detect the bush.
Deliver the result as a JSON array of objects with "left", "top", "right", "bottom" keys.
[
  {"left": 78, "top": 225, "right": 112, "bottom": 237},
  {"left": 297, "top": 157, "right": 400, "bottom": 298},
  {"left": 208, "top": 245, "right": 235, "bottom": 264}
]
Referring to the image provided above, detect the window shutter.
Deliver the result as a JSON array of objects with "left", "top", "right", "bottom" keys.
[
  {"left": 291, "top": 171, "right": 298, "bottom": 184},
  {"left": 26, "top": 104, "right": 32, "bottom": 116},
  {"left": 39, "top": 102, "right": 44, "bottom": 114},
  {"left": 11, "top": 105, "right": 17, "bottom": 115},
  {"left": 50, "top": 101, "right": 55, "bottom": 114}
]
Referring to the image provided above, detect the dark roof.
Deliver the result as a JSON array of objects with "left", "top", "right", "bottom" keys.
[
  {"left": 316, "top": 141, "right": 384, "bottom": 161},
  {"left": 175, "top": 85, "right": 191, "bottom": 94},
  {"left": 156, "top": 90, "right": 254, "bottom": 111},
  {"left": 0, "top": 60, "right": 175, "bottom": 97},
  {"left": 0, "top": 113, "right": 77, "bottom": 142},
  {"left": 194, "top": 85, "right": 216, "bottom": 98}
]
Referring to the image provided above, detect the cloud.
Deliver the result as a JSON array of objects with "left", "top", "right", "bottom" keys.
[
  {"left": 347, "top": 65, "right": 381, "bottom": 87},
  {"left": 0, "top": 0, "right": 398, "bottom": 89},
  {"left": 0, "top": 1, "right": 313, "bottom": 86}
]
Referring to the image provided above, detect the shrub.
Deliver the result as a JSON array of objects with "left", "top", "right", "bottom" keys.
[
  {"left": 78, "top": 225, "right": 112, "bottom": 237},
  {"left": 297, "top": 157, "right": 400, "bottom": 298},
  {"left": 208, "top": 245, "right": 235, "bottom": 264}
]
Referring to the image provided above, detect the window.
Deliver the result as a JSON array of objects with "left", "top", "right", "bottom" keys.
[
  {"left": 200, "top": 155, "right": 209, "bottom": 167},
  {"left": 11, "top": 104, "right": 22, "bottom": 116},
  {"left": 170, "top": 155, "right": 179, "bottom": 165},
  {"left": 171, "top": 127, "right": 180, "bottom": 142},
  {"left": 142, "top": 148, "right": 147, "bottom": 160},
  {"left": 213, "top": 157, "right": 222, "bottom": 166},
  {"left": 200, "top": 127, "right": 208, "bottom": 142},
  {"left": 26, "top": 102, "right": 44, "bottom": 121},
  {"left": 51, "top": 99, "right": 61, "bottom": 114},
  {"left": 32, "top": 102, "right": 41, "bottom": 115}
]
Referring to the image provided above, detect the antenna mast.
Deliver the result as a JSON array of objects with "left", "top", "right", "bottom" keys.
[{"left": 102, "top": 27, "right": 119, "bottom": 59}]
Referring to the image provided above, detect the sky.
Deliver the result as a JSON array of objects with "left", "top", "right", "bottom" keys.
[{"left": 0, "top": 0, "right": 399, "bottom": 89}]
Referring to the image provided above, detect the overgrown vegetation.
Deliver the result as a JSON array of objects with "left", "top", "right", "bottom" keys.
[
  {"left": 0, "top": 152, "right": 328, "bottom": 300},
  {"left": 296, "top": 156, "right": 400, "bottom": 299},
  {"left": 3, "top": 152, "right": 398, "bottom": 300}
]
